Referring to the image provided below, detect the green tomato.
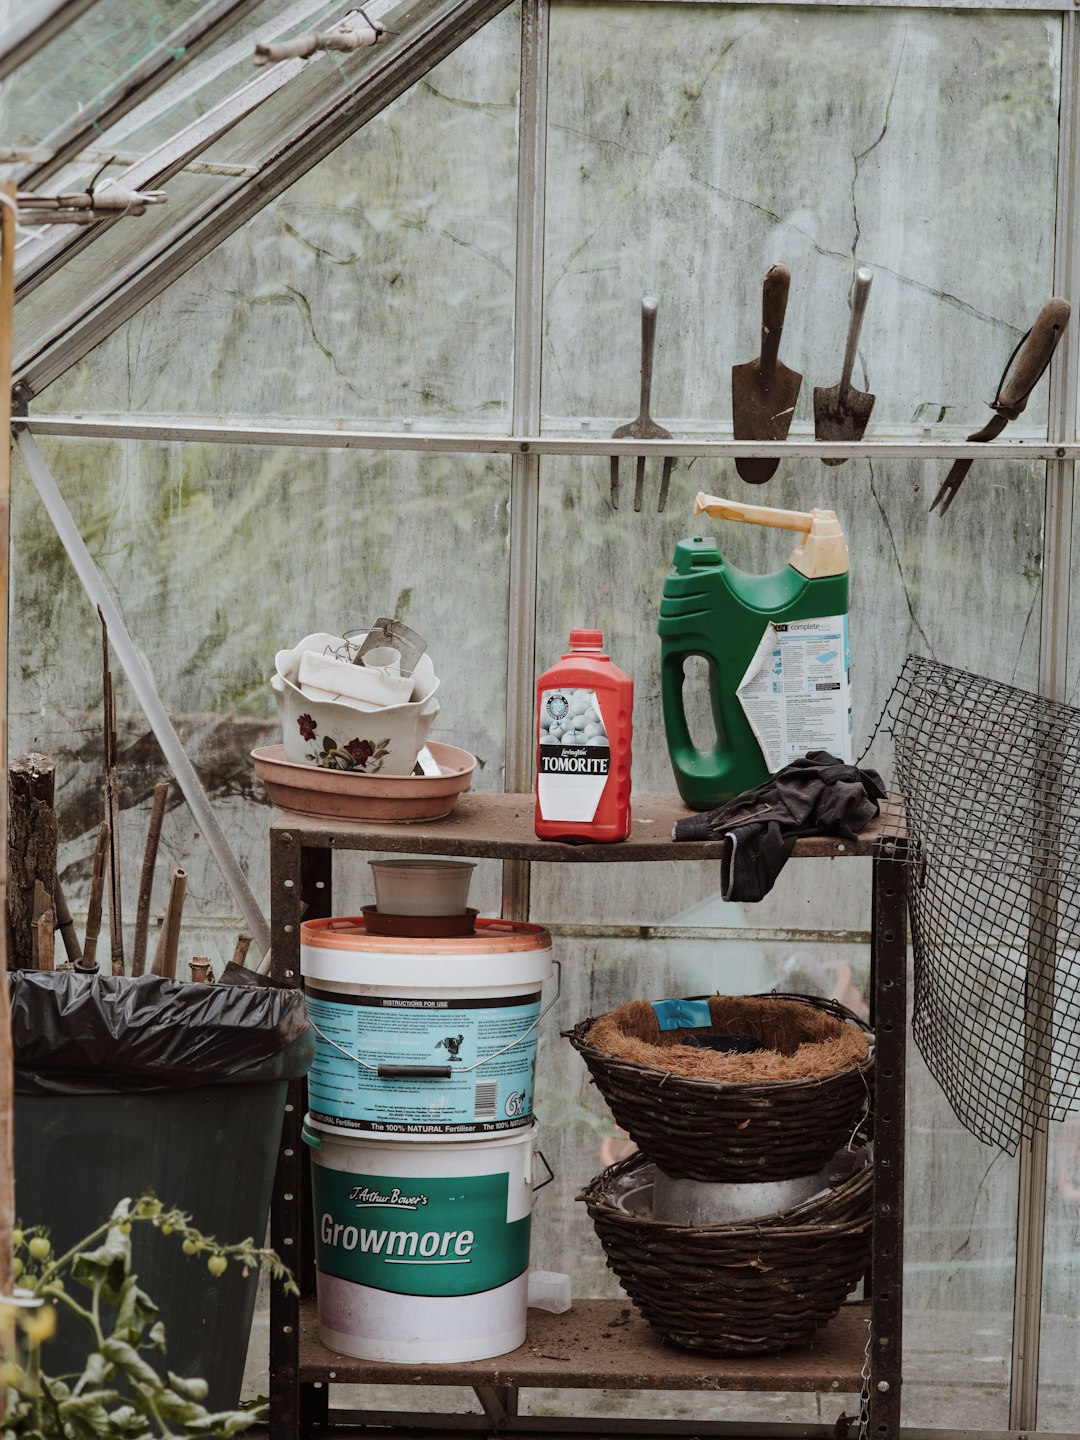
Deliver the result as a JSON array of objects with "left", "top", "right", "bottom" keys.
[
  {"left": 181, "top": 1239, "right": 200, "bottom": 1256},
  {"left": 28, "top": 1236, "right": 50, "bottom": 1261},
  {"left": 207, "top": 1255, "right": 228, "bottom": 1278},
  {"left": 11, "top": 1229, "right": 23, "bottom": 1248}
]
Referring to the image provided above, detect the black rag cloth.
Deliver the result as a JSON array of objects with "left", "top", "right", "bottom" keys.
[{"left": 672, "top": 751, "right": 887, "bottom": 903}]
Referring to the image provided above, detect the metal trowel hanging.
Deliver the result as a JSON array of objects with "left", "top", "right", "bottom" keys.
[
  {"left": 930, "top": 297, "right": 1071, "bottom": 516},
  {"left": 814, "top": 268, "right": 874, "bottom": 464},
  {"left": 732, "top": 264, "right": 802, "bottom": 484}
]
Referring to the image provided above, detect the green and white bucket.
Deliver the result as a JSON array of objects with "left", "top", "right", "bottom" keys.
[{"left": 303, "top": 1119, "right": 544, "bottom": 1363}]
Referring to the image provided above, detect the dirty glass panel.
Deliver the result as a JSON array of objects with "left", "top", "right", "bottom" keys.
[
  {"left": 1039, "top": 1120, "right": 1080, "bottom": 1426},
  {"left": 543, "top": 4, "right": 1059, "bottom": 447},
  {"left": 32, "top": 8, "right": 521, "bottom": 426},
  {"left": 0, "top": 0, "right": 208, "bottom": 159},
  {"left": 9, "top": 440, "right": 510, "bottom": 961}
]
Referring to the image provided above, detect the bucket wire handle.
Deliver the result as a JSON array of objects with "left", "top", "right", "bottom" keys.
[
  {"left": 534, "top": 1149, "right": 555, "bottom": 1192},
  {"left": 306, "top": 960, "right": 562, "bottom": 1078}
]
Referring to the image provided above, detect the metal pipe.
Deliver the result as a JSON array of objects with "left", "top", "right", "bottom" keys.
[
  {"left": 501, "top": 0, "right": 548, "bottom": 924},
  {"left": 1009, "top": 10, "right": 1080, "bottom": 1429},
  {"left": 13, "top": 428, "right": 271, "bottom": 955},
  {"left": 20, "top": 414, "right": 1074, "bottom": 461}
]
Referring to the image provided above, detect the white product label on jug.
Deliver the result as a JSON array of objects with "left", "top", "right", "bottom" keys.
[
  {"left": 736, "top": 615, "right": 852, "bottom": 773},
  {"left": 306, "top": 991, "right": 541, "bottom": 1135},
  {"left": 537, "top": 688, "right": 609, "bottom": 821}
]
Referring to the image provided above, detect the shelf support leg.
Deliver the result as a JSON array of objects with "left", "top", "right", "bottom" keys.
[{"left": 868, "top": 850, "right": 907, "bottom": 1440}]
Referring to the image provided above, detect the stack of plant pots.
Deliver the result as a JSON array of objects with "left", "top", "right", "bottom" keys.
[
  {"left": 565, "top": 991, "right": 875, "bottom": 1355},
  {"left": 300, "top": 860, "right": 554, "bottom": 1364}
]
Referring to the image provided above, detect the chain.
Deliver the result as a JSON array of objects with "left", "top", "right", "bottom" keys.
[{"left": 858, "top": 1315, "right": 872, "bottom": 1440}]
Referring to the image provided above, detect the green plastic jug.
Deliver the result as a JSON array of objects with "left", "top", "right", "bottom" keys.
[{"left": 659, "top": 493, "right": 851, "bottom": 811}]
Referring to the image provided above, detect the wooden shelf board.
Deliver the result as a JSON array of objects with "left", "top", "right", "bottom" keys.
[
  {"left": 271, "top": 792, "right": 905, "bottom": 863},
  {"left": 298, "top": 1297, "right": 867, "bottom": 1392}
]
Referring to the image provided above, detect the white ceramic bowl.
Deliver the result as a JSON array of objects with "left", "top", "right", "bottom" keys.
[
  {"left": 369, "top": 859, "right": 476, "bottom": 915},
  {"left": 272, "top": 632, "right": 440, "bottom": 775}
]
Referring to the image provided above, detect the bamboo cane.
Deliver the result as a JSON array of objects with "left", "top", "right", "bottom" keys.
[
  {"left": 81, "top": 820, "right": 110, "bottom": 971},
  {"left": 131, "top": 781, "right": 169, "bottom": 977},
  {"left": 150, "top": 868, "right": 187, "bottom": 980},
  {"left": 230, "top": 933, "right": 252, "bottom": 970},
  {"left": 189, "top": 956, "right": 214, "bottom": 984},
  {"left": 53, "top": 877, "right": 83, "bottom": 967},
  {"left": 99, "top": 608, "right": 124, "bottom": 976}
]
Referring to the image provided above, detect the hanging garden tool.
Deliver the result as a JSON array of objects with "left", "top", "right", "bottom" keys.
[
  {"left": 732, "top": 264, "right": 802, "bottom": 484},
  {"left": 610, "top": 296, "right": 675, "bottom": 512},
  {"left": 930, "top": 297, "right": 1071, "bottom": 516},
  {"left": 814, "top": 268, "right": 875, "bottom": 464}
]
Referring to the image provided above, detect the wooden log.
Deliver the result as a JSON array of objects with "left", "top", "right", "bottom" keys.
[
  {"left": 34, "top": 907, "right": 54, "bottom": 972},
  {"left": 7, "top": 753, "right": 57, "bottom": 968},
  {"left": 131, "top": 781, "right": 169, "bottom": 977},
  {"left": 150, "top": 868, "right": 187, "bottom": 980},
  {"left": 30, "top": 880, "right": 53, "bottom": 970}
]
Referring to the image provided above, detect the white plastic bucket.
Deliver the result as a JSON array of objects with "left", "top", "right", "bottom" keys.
[
  {"left": 301, "top": 916, "right": 554, "bottom": 1139},
  {"left": 304, "top": 1120, "right": 538, "bottom": 1362}
]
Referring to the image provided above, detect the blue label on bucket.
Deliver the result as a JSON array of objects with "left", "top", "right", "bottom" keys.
[{"left": 306, "top": 991, "right": 542, "bottom": 1135}]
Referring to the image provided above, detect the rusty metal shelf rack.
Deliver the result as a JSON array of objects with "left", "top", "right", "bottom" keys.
[{"left": 266, "top": 793, "right": 907, "bottom": 1440}]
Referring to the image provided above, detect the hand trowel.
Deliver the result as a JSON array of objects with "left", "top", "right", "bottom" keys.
[
  {"left": 814, "top": 268, "right": 874, "bottom": 464},
  {"left": 731, "top": 264, "right": 802, "bottom": 484}
]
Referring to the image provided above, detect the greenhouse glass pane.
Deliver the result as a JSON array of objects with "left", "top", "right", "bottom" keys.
[
  {"left": 0, "top": 0, "right": 209, "bottom": 158},
  {"left": 543, "top": 4, "right": 1059, "bottom": 443},
  {"left": 33, "top": 8, "right": 520, "bottom": 425},
  {"left": 1041, "top": 480, "right": 1080, "bottom": 1423},
  {"left": 10, "top": 439, "right": 510, "bottom": 955},
  {"left": 1039, "top": 1119, "right": 1080, "bottom": 1426}
]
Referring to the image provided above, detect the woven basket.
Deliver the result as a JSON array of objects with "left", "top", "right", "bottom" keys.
[
  {"left": 564, "top": 992, "right": 873, "bottom": 1182},
  {"left": 579, "top": 1150, "right": 873, "bottom": 1355}
]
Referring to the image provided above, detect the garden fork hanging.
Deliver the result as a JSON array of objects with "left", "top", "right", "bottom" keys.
[{"left": 610, "top": 295, "right": 676, "bottom": 512}]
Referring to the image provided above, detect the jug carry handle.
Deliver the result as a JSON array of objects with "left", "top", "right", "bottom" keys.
[
  {"left": 660, "top": 648, "right": 727, "bottom": 764},
  {"left": 377, "top": 1064, "right": 453, "bottom": 1079},
  {"left": 308, "top": 961, "right": 561, "bottom": 1077},
  {"left": 695, "top": 492, "right": 815, "bottom": 533},
  {"left": 534, "top": 1149, "right": 555, "bottom": 1193}
]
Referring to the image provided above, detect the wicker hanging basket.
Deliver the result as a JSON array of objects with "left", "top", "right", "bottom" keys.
[
  {"left": 579, "top": 1149, "right": 873, "bottom": 1356},
  {"left": 564, "top": 992, "right": 873, "bottom": 1182}
]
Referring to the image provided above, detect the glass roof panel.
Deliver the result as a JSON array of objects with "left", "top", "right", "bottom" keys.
[
  {"left": 33, "top": 7, "right": 521, "bottom": 426},
  {"left": 0, "top": 0, "right": 209, "bottom": 157}
]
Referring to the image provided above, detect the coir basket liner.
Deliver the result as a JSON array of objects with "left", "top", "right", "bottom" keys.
[
  {"left": 564, "top": 992, "right": 873, "bottom": 1182},
  {"left": 579, "top": 1149, "right": 872, "bottom": 1355}
]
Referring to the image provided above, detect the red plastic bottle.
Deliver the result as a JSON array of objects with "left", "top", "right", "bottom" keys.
[{"left": 534, "top": 629, "right": 633, "bottom": 843}]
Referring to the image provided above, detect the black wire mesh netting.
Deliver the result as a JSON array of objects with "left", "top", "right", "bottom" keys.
[{"left": 883, "top": 654, "right": 1080, "bottom": 1152}]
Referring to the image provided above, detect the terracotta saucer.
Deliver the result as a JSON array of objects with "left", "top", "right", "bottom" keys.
[
  {"left": 251, "top": 741, "right": 475, "bottom": 823},
  {"left": 361, "top": 906, "right": 479, "bottom": 938}
]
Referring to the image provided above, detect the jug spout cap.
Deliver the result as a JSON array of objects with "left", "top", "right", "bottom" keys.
[
  {"left": 569, "top": 628, "right": 604, "bottom": 650},
  {"left": 693, "top": 492, "right": 848, "bottom": 579}
]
